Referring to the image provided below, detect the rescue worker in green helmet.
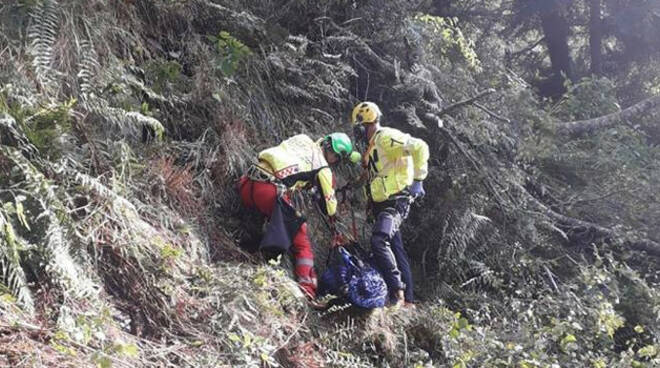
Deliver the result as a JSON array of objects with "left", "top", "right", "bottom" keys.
[
  {"left": 350, "top": 101, "right": 429, "bottom": 307},
  {"left": 239, "top": 132, "right": 360, "bottom": 299}
]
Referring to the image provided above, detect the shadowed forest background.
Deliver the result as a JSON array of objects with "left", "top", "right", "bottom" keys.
[{"left": 0, "top": 0, "right": 659, "bottom": 367}]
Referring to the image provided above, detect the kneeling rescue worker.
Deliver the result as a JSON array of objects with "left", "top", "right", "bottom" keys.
[
  {"left": 351, "top": 101, "right": 430, "bottom": 308},
  {"left": 238, "top": 133, "right": 358, "bottom": 299}
]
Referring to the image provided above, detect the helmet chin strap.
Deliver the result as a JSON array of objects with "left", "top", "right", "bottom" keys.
[{"left": 322, "top": 138, "right": 334, "bottom": 159}]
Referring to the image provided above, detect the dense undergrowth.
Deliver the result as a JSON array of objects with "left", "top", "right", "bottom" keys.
[{"left": 0, "top": 0, "right": 658, "bottom": 367}]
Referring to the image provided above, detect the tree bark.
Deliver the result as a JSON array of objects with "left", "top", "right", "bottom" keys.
[
  {"left": 518, "top": 184, "right": 660, "bottom": 257},
  {"left": 539, "top": 1, "right": 572, "bottom": 96},
  {"left": 589, "top": 0, "right": 603, "bottom": 75},
  {"left": 556, "top": 94, "right": 660, "bottom": 137},
  {"left": 438, "top": 89, "right": 495, "bottom": 115}
]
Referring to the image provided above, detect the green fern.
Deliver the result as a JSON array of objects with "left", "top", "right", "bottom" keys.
[
  {"left": 0, "top": 112, "right": 41, "bottom": 159},
  {"left": 71, "top": 166, "right": 210, "bottom": 268},
  {"left": 0, "top": 210, "right": 35, "bottom": 315},
  {"left": 84, "top": 96, "right": 165, "bottom": 140},
  {"left": 462, "top": 260, "right": 498, "bottom": 290},
  {"left": 1, "top": 146, "right": 100, "bottom": 300},
  {"left": 324, "top": 350, "right": 375, "bottom": 368},
  {"left": 77, "top": 39, "right": 101, "bottom": 96},
  {"left": 76, "top": 41, "right": 166, "bottom": 140},
  {"left": 27, "top": 0, "right": 60, "bottom": 94},
  {"left": 445, "top": 210, "right": 492, "bottom": 261}
]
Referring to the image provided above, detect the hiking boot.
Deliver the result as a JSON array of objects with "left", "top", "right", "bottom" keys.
[
  {"left": 393, "top": 289, "right": 405, "bottom": 308},
  {"left": 308, "top": 299, "right": 328, "bottom": 310}
]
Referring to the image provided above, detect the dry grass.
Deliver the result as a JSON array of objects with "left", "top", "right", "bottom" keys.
[
  {"left": 214, "top": 111, "right": 256, "bottom": 180},
  {"left": 276, "top": 341, "right": 325, "bottom": 368},
  {"left": 0, "top": 330, "right": 91, "bottom": 368},
  {"left": 152, "top": 156, "right": 198, "bottom": 218}
]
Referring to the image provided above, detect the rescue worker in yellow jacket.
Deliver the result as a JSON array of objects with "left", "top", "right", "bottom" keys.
[
  {"left": 239, "top": 133, "right": 359, "bottom": 299},
  {"left": 350, "top": 101, "right": 429, "bottom": 307}
]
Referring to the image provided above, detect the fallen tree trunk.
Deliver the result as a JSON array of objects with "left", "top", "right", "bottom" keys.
[
  {"left": 516, "top": 183, "right": 660, "bottom": 257},
  {"left": 556, "top": 94, "right": 660, "bottom": 138},
  {"left": 439, "top": 89, "right": 495, "bottom": 115}
]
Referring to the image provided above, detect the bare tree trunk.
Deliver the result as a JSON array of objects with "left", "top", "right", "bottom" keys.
[
  {"left": 589, "top": 0, "right": 603, "bottom": 75},
  {"left": 539, "top": 1, "right": 572, "bottom": 96},
  {"left": 556, "top": 94, "right": 660, "bottom": 137}
]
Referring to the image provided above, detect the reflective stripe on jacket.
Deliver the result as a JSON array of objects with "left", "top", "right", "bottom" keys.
[
  {"left": 365, "top": 127, "right": 429, "bottom": 203},
  {"left": 257, "top": 134, "right": 337, "bottom": 216}
]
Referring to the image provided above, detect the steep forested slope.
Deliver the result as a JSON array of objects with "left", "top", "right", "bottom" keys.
[{"left": 0, "top": 1, "right": 658, "bottom": 367}]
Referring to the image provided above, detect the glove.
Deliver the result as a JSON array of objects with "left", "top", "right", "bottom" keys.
[
  {"left": 409, "top": 180, "right": 425, "bottom": 199},
  {"left": 331, "top": 232, "right": 345, "bottom": 248},
  {"left": 309, "top": 186, "right": 321, "bottom": 202}
]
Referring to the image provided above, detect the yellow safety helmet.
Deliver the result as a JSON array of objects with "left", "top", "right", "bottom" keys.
[{"left": 351, "top": 101, "right": 382, "bottom": 125}]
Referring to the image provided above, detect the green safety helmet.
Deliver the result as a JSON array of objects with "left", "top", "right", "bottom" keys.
[{"left": 324, "top": 132, "right": 360, "bottom": 163}]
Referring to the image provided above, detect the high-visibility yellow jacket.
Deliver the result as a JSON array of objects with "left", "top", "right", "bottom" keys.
[
  {"left": 364, "top": 127, "right": 429, "bottom": 203},
  {"left": 257, "top": 134, "right": 337, "bottom": 216}
]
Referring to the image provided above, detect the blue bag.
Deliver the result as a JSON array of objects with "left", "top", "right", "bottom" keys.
[{"left": 318, "top": 246, "right": 388, "bottom": 309}]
